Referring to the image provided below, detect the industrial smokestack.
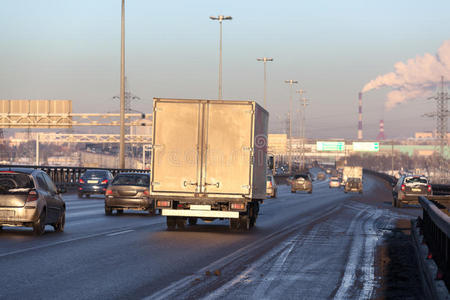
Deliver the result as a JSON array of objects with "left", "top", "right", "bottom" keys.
[
  {"left": 358, "top": 92, "right": 363, "bottom": 140},
  {"left": 377, "top": 120, "right": 386, "bottom": 140}
]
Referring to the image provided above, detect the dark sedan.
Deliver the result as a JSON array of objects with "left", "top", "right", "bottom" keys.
[
  {"left": 78, "top": 169, "right": 114, "bottom": 198},
  {"left": 104, "top": 173, "right": 155, "bottom": 215},
  {"left": 0, "top": 168, "right": 66, "bottom": 235}
]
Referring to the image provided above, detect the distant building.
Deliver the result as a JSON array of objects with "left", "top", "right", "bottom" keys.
[{"left": 414, "top": 132, "right": 433, "bottom": 139}]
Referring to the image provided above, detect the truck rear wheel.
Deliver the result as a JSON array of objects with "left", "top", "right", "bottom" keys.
[
  {"left": 229, "top": 219, "right": 239, "bottom": 231},
  {"left": 176, "top": 217, "right": 186, "bottom": 230},
  {"left": 239, "top": 216, "right": 250, "bottom": 231},
  {"left": 167, "top": 217, "right": 176, "bottom": 231}
]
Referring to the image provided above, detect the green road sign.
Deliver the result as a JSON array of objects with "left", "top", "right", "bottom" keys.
[
  {"left": 316, "top": 141, "right": 345, "bottom": 151},
  {"left": 352, "top": 142, "right": 379, "bottom": 152}
]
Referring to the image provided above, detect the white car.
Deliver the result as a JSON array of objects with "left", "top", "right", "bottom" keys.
[
  {"left": 329, "top": 177, "right": 340, "bottom": 188},
  {"left": 266, "top": 175, "right": 278, "bottom": 198}
]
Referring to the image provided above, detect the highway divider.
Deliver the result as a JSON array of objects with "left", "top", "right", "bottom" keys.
[
  {"left": 415, "top": 196, "right": 450, "bottom": 296},
  {"left": 0, "top": 164, "right": 147, "bottom": 189}
]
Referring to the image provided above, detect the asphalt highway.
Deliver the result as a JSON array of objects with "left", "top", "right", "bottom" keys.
[{"left": 0, "top": 173, "right": 421, "bottom": 299}]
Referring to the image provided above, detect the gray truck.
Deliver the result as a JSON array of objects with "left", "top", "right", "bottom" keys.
[{"left": 150, "top": 98, "right": 268, "bottom": 231}]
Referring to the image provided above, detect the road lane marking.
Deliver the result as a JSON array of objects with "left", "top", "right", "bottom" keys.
[
  {"left": 106, "top": 230, "right": 134, "bottom": 236},
  {"left": 0, "top": 220, "right": 164, "bottom": 258}
]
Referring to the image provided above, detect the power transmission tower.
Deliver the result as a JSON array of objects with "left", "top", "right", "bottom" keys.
[
  {"left": 424, "top": 76, "right": 450, "bottom": 183},
  {"left": 296, "top": 90, "right": 307, "bottom": 170},
  {"left": 113, "top": 76, "right": 141, "bottom": 168}
]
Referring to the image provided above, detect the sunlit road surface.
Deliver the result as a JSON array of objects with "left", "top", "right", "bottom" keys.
[{"left": 0, "top": 173, "right": 420, "bottom": 299}]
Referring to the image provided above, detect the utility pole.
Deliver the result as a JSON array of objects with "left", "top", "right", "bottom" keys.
[
  {"left": 210, "top": 15, "right": 232, "bottom": 100},
  {"left": 285, "top": 80, "right": 298, "bottom": 174},
  {"left": 424, "top": 76, "right": 450, "bottom": 183},
  {"left": 119, "top": 0, "right": 126, "bottom": 169},
  {"left": 257, "top": 57, "right": 273, "bottom": 109}
]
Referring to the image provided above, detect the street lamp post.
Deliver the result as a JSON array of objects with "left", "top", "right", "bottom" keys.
[
  {"left": 119, "top": 0, "right": 126, "bottom": 169},
  {"left": 210, "top": 15, "right": 232, "bottom": 100},
  {"left": 285, "top": 80, "right": 298, "bottom": 174},
  {"left": 257, "top": 57, "right": 273, "bottom": 109}
]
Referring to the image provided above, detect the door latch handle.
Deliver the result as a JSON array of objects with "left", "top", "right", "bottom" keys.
[
  {"left": 204, "top": 182, "right": 220, "bottom": 188},
  {"left": 183, "top": 181, "right": 198, "bottom": 187}
]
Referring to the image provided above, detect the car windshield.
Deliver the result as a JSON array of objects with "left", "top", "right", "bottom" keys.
[
  {"left": 112, "top": 174, "right": 149, "bottom": 187},
  {"left": 84, "top": 170, "right": 108, "bottom": 178},
  {"left": 0, "top": 173, "right": 35, "bottom": 194},
  {"left": 404, "top": 177, "right": 427, "bottom": 184}
]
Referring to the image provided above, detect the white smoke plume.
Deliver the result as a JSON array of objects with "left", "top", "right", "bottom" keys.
[{"left": 362, "top": 40, "right": 450, "bottom": 110}]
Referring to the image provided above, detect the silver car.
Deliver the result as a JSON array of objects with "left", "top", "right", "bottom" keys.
[
  {"left": 104, "top": 173, "right": 155, "bottom": 215},
  {"left": 0, "top": 168, "right": 66, "bottom": 235}
]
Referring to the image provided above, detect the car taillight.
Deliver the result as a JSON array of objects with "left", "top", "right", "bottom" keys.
[
  {"left": 105, "top": 189, "right": 113, "bottom": 195},
  {"left": 427, "top": 185, "right": 432, "bottom": 193},
  {"left": 26, "top": 190, "right": 39, "bottom": 202},
  {"left": 157, "top": 200, "right": 171, "bottom": 207},
  {"left": 401, "top": 184, "right": 405, "bottom": 191},
  {"left": 101, "top": 179, "right": 108, "bottom": 184},
  {"left": 79, "top": 178, "right": 85, "bottom": 184},
  {"left": 143, "top": 190, "right": 150, "bottom": 196},
  {"left": 230, "top": 203, "right": 245, "bottom": 210}
]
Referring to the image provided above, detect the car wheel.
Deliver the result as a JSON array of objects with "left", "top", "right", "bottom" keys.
[
  {"left": 291, "top": 190, "right": 296, "bottom": 193},
  {"left": 53, "top": 210, "right": 65, "bottom": 232},
  {"left": 33, "top": 210, "right": 46, "bottom": 236},
  {"left": 167, "top": 216, "right": 176, "bottom": 231},
  {"left": 105, "top": 206, "right": 112, "bottom": 216},
  {"left": 116, "top": 209, "right": 123, "bottom": 215},
  {"left": 308, "top": 189, "right": 312, "bottom": 194}
]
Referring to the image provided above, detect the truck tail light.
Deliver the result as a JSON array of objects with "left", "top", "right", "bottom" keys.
[
  {"left": 143, "top": 190, "right": 150, "bottom": 196},
  {"left": 230, "top": 203, "right": 245, "bottom": 210},
  {"left": 427, "top": 185, "right": 432, "bottom": 193},
  {"left": 105, "top": 189, "right": 113, "bottom": 195},
  {"left": 401, "top": 184, "right": 405, "bottom": 192},
  {"left": 79, "top": 178, "right": 85, "bottom": 184},
  {"left": 157, "top": 200, "right": 171, "bottom": 207},
  {"left": 101, "top": 179, "right": 108, "bottom": 184},
  {"left": 26, "top": 190, "right": 39, "bottom": 202}
]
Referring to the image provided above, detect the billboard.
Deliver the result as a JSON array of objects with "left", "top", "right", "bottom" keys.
[
  {"left": 0, "top": 100, "right": 72, "bottom": 128},
  {"left": 316, "top": 141, "right": 345, "bottom": 151},
  {"left": 352, "top": 142, "right": 379, "bottom": 152}
]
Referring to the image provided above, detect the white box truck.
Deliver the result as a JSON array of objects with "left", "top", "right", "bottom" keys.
[
  {"left": 343, "top": 166, "right": 363, "bottom": 193},
  {"left": 150, "top": 98, "right": 269, "bottom": 231}
]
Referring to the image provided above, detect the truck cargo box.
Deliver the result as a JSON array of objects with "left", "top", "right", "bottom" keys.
[{"left": 150, "top": 98, "right": 269, "bottom": 202}]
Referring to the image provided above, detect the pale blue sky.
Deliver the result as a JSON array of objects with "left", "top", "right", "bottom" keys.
[{"left": 0, "top": 0, "right": 449, "bottom": 138}]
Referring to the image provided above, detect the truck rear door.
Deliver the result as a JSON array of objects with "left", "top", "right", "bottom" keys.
[
  {"left": 152, "top": 101, "right": 201, "bottom": 194},
  {"left": 202, "top": 102, "right": 253, "bottom": 195}
]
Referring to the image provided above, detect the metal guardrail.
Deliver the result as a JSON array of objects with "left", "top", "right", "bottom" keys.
[
  {"left": 0, "top": 164, "right": 147, "bottom": 187},
  {"left": 419, "top": 196, "right": 450, "bottom": 288}
]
